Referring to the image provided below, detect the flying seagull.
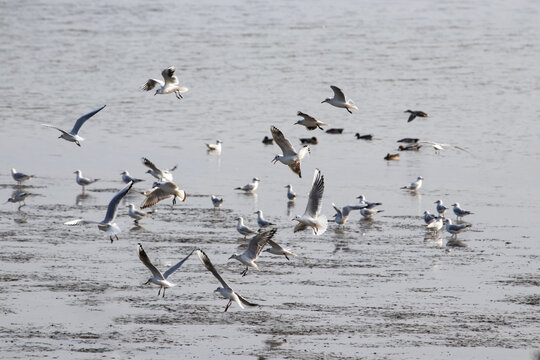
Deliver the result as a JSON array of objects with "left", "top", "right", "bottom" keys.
[
  {"left": 197, "top": 249, "right": 258, "bottom": 312},
  {"left": 294, "top": 111, "right": 328, "bottom": 130},
  {"left": 141, "top": 66, "right": 188, "bottom": 99},
  {"left": 419, "top": 141, "right": 470, "bottom": 154},
  {"left": 271, "top": 125, "right": 310, "bottom": 178},
  {"left": 292, "top": 169, "right": 327, "bottom": 235},
  {"left": 137, "top": 243, "right": 195, "bottom": 297},
  {"left": 229, "top": 228, "right": 277, "bottom": 276},
  {"left": 321, "top": 85, "right": 358, "bottom": 114},
  {"left": 331, "top": 203, "right": 364, "bottom": 225},
  {"left": 404, "top": 109, "right": 429, "bottom": 123},
  {"left": 140, "top": 181, "right": 186, "bottom": 209},
  {"left": 263, "top": 239, "right": 297, "bottom": 260},
  {"left": 42, "top": 105, "right": 106, "bottom": 147},
  {"left": 64, "top": 181, "right": 133, "bottom": 242},
  {"left": 141, "top": 157, "right": 177, "bottom": 182}
]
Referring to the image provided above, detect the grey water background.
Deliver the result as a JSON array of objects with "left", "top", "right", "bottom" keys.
[{"left": 1, "top": 0, "right": 539, "bottom": 358}]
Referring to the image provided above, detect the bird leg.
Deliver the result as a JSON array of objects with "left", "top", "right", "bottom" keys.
[
  {"left": 158, "top": 287, "right": 161, "bottom": 296},
  {"left": 284, "top": 254, "right": 290, "bottom": 261},
  {"left": 241, "top": 267, "right": 249, "bottom": 277},
  {"left": 346, "top": 108, "right": 352, "bottom": 114},
  {"left": 224, "top": 300, "right": 232, "bottom": 312},
  {"left": 172, "top": 197, "right": 177, "bottom": 205},
  {"left": 162, "top": 287, "right": 166, "bottom": 297},
  {"left": 110, "top": 236, "right": 114, "bottom": 243},
  {"left": 175, "top": 91, "right": 183, "bottom": 99}
]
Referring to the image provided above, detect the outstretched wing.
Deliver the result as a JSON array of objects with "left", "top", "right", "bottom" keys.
[
  {"left": 196, "top": 249, "right": 230, "bottom": 290},
  {"left": 407, "top": 112, "right": 417, "bottom": 122},
  {"left": 64, "top": 219, "right": 99, "bottom": 226},
  {"left": 236, "top": 293, "right": 258, "bottom": 307},
  {"left": 293, "top": 222, "right": 308, "bottom": 233},
  {"left": 271, "top": 126, "right": 296, "bottom": 156},
  {"left": 141, "top": 78, "right": 163, "bottom": 91},
  {"left": 304, "top": 169, "right": 324, "bottom": 218},
  {"left": 245, "top": 228, "right": 277, "bottom": 260},
  {"left": 330, "top": 85, "right": 346, "bottom": 102},
  {"left": 332, "top": 203, "right": 342, "bottom": 217},
  {"left": 162, "top": 66, "right": 179, "bottom": 85},
  {"left": 267, "top": 239, "right": 284, "bottom": 251},
  {"left": 288, "top": 161, "right": 301, "bottom": 178},
  {"left": 140, "top": 187, "right": 173, "bottom": 209},
  {"left": 41, "top": 124, "right": 70, "bottom": 137},
  {"left": 297, "top": 111, "right": 316, "bottom": 122},
  {"left": 163, "top": 249, "right": 195, "bottom": 279},
  {"left": 71, "top": 105, "right": 106, "bottom": 135},
  {"left": 103, "top": 181, "right": 134, "bottom": 223},
  {"left": 137, "top": 243, "right": 164, "bottom": 280}
]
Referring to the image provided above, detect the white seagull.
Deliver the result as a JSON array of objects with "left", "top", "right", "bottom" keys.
[
  {"left": 236, "top": 217, "right": 257, "bottom": 238},
  {"left": 435, "top": 200, "right": 448, "bottom": 216},
  {"left": 74, "top": 170, "right": 99, "bottom": 192},
  {"left": 197, "top": 249, "right": 258, "bottom": 312},
  {"left": 285, "top": 184, "right": 296, "bottom": 200},
  {"left": 271, "top": 125, "right": 310, "bottom": 178},
  {"left": 419, "top": 141, "right": 470, "bottom": 154},
  {"left": 11, "top": 168, "right": 34, "bottom": 185},
  {"left": 211, "top": 195, "right": 224, "bottom": 208},
  {"left": 254, "top": 210, "right": 275, "bottom": 228},
  {"left": 292, "top": 169, "right": 327, "bottom": 235},
  {"left": 64, "top": 182, "right": 133, "bottom": 242},
  {"left": 426, "top": 216, "right": 444, "bottom": 232},
  {"left": 294, "top": 111, "right": 328, "bottom": 130},
  {"left": 137, "top": 243, "right": 195, "bottom": 297},
  {"left": 332, "top": 203, "right": 364, "bottom": 225},
  {"left": 141, "top": 157, "right": 177, "bottom": 182},
  {"left": 229, "top": 228, "right": 277, "bottom": 276},
  {"left": 235, "top": 177, "right": 260, "bottom": 192},
  {"left": 356, "top": 194, "right": 382, "bottom": 209},
  {"left": 42, "top": 105, "right": 106, "bottom": 147},
  {"left": 121, "top": 171, "right": 144, "bottom": 184},
  {"left": 263, "top": 239, "right": 297, "bottom": 260},
  {"left": 321, "top": 85, "right": 358, "bottom": 114},
  {"left": 360, "top": 208, "right": 384, "bottom": 219},
  {"left": 206, "top": 140, "right": 222, "bottom": 152},
  {"left": 141, "top": 66, "right": 188, "bottom": 99},
  {"left": 444, "top": 218, "right": 472, "bottom": 238},
  {"left": 401, "top": 176, "right": 423, "bottom": 191},
  {"left": 126, "top": 203, "right": 148, "bottom": 224},
  {"left": 140, "top": 181, "right": 186, "bottom": 209},
  {"left": 452, "top": 202, "right": 473, "bottom": 220}
]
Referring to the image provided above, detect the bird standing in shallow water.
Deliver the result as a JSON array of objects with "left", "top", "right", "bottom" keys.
[{"left": 11, "top": 169, "right": 34, "bottom": 185}]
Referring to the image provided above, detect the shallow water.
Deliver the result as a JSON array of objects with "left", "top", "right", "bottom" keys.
[{"left": 1, "top": 0, "right": 539, "bottom": 358}]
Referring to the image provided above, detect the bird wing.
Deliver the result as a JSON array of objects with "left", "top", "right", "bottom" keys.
[
  {"left": 342, "top": 204, "right": 364, "bottom": 216},
  {"left": 197, "top": 249, "right": 230, "bottom": 290},
  {"left": 141, "top": 157, "right": 160, "bottom": 172},
  {"left": 161, "top": 67, "right": 179, "bottom": 85},
  {"left": 407, "top": 112, "right": 417, "bottom": 122},
  {"left": 102, "top": 181, "right": 133, "bottom": 224},
  {"left": 297, "top": 111, "right": 316, "bottom": 122},
  {"left": 140, "top": 187, "right": 173, "bottom": 209},
  {"left": 137, "top": 243, "right": 164, "bottom": 280},
  {"left": 297, "top": 145, "right": 310, "bottom": 160},
  {"left": 293, "top": 222, "right": 308, "bottom": 233},
  {"left": 287, "top": 161, "right": 302, "bottom": 178},
  {"left": 71, "top": 105, "right": 106, "bottom": 135},
  {"left": 267, "top": 239, "right": 284, "bottom": 251},
  {"left": 168, "top": 164, "right": 178, "bottom": 172},
  {"left": 236, "top": 293, "right": 258, "bottom": 307},
  {"left": 332, "top": 203, "right": 342, "bottom": 217},
  {"left": 330, "top": 85, "right": 346, "bottom": 102},
  {"left": 41, "top": 124, "right": 70, "bottom": 137},
  {"left": 64, "top": 219, "right": 99, "bottom": 226},
  {"left": 245, "top": 228, "right": 277, "bottom": 260},
  {"left": 141, "top": 78, "right": 163, "bottom": 91},
  {"left": 163, "top": 249, "right": 195, "bottom": 279},
  {"left": 304, "top": 169, "right": 324, "bottom": 218},
  {"left": 271, "top": 126, "right": 297, "bottom": 156}
]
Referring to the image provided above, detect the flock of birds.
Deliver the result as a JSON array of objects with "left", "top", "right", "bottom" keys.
[{"left": 5, "top": 66, "right": 475, "bottom": 311}]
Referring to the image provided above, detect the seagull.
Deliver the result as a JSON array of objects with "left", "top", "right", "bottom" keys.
[
  {"left": 294, "top": 111, "right": 328, "bottom": 130},
  {"left": 64, "top": 182, "right": 133, "bottom": 242},
  {"left": 141, "top": 157, "right": 177, "bottom": 182},
  {"left": 332, "top": 203, "right": 364, "bottom": 225},
  {"left": 397, "top": 138, "right": 419, "bottom": 144},
  {"left": 404, "top": 109, "right": 429, "bottom": 123},
  {"left": 263, "top": 239, "right": 297, "bottom": 260},
  {"left": 41, "top": 105, "right": 106, "bottom": 147},
  {"left": 137, "top": 243, "right": 195, "bottom": 297},
  {"left": 197, "top": 249, "right": 258, "bottom": 312},
  {"left": 236, "top": 217, "right": 257, "bottom": 238},
  {"left": 360, "top": 208, "right": 384, "bottom": 219},
  {"left": 444, "top": 218, "right": 472, "bottom": 238},
  {"left": 254, "top": 210, "right": 275, "bottom": 228},
  {"left": 426, "top": 216, "right": 444, "bottom": 232},
  {"left": 452, "top": 202, "right": 473, "bottom": 220},
  {"left": 271, "top": 125, "right": 310, "bottom": 178},
  {"left": 140, "top": 181, "right": 186, "bottom": 209},
  {"left": 11, "top": 168, "right": 34, "bottom": 185},
  {"left": 401, "top": 176, "right": 423, "bottom": 191},
  {"left": 74, "top": 170, "right": 99, "bottom": 192},
  {"left": 292, "top": 169, "right": 327, "bottom": 235},
  {"left": 356, "top": 195, "right": 382, "bottom": 209},
  {"left": 126, "top": 204, "right": 148, "bottom": 224},
  {"left": 424, "top": 210, "right": 437, "bottom": 224},
  {"left": 284, "top": 184, "right": 296, "bottom": 200},
  {"left": 435, "top": 200, "right": 448, "bottom": 216},
  {"left": 121, "top": 171, "right": 144, "bottom": 184},
  {"left": 235, "top": 177, "right": 260, "bottom": 192},
  {"left": 229, "top": 228, "right": 277, "bottom": 276},
  {"left": 321, "top": 86, "right": 358, "bottom": 114},
  {"left": 6, "top": 192, "right": 32, "bottom": 209},
  {"left": 206, "top": 140, "right": 222, "bottom": 152},
  {"left": 211, "top": 195, "right": 223, "bottom": 208},
  {"left": 419, "top": 141, "right": 470, "bottom": 154},
  {"left": 141, "top": 66, "right": 188, "bottom": 99}
]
